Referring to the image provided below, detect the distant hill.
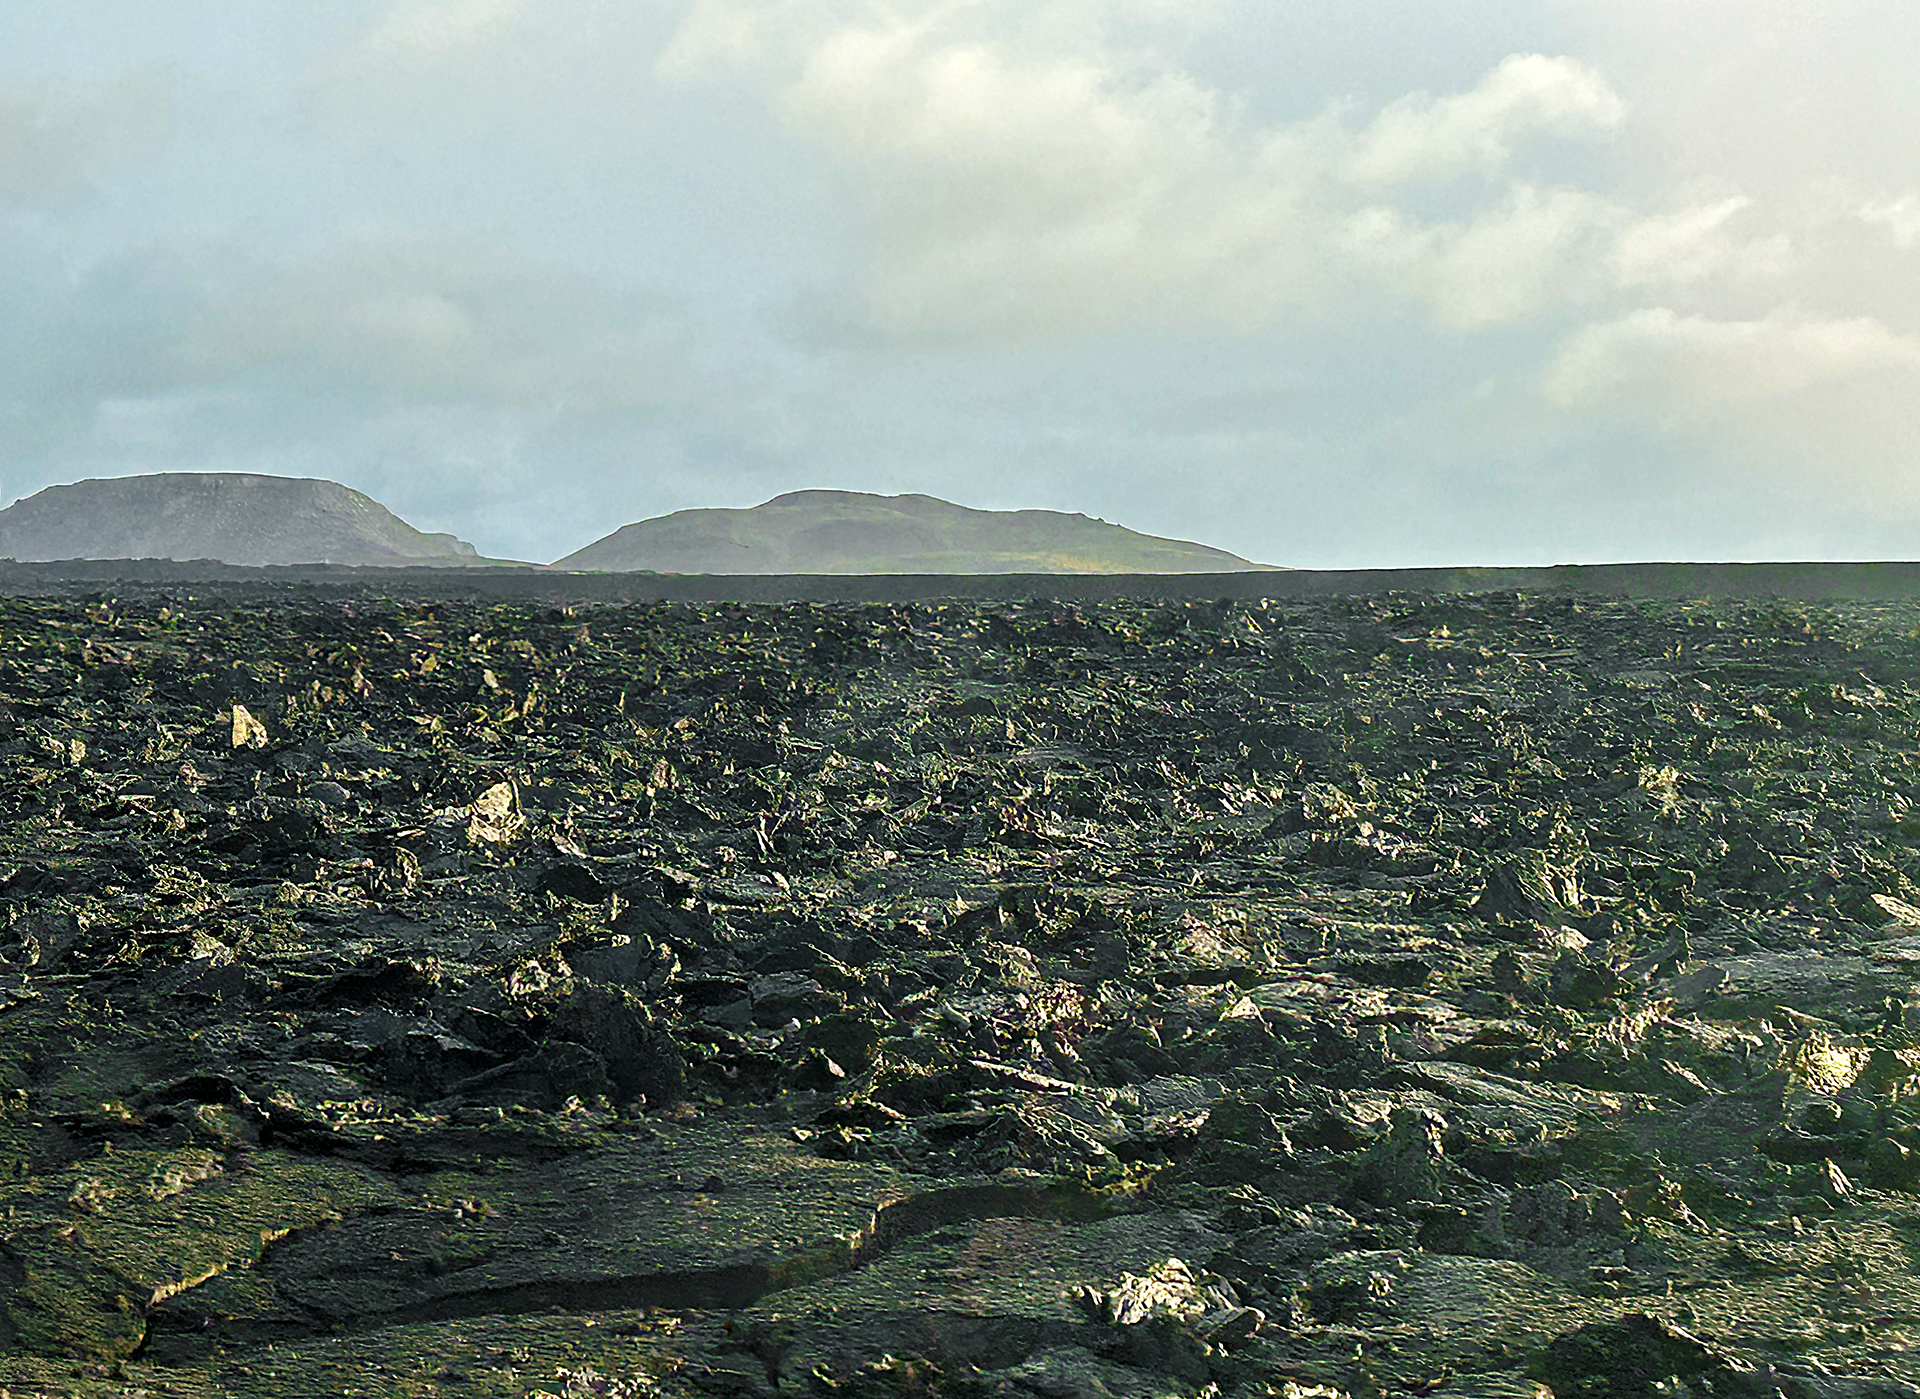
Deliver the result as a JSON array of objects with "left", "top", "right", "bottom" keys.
[
  {"left": 556, "top": 490, "right": 1274, "bottom": 574},
  {"left": 0, "top": 473, "right": 486, "bottom": 567}
]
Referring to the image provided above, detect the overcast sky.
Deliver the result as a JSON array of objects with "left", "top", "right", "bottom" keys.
[{"left": 4, "top": 1, "right": 1918, "bottom": 566}]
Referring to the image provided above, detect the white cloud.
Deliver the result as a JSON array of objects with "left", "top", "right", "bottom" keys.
[
  {"left": 1345, "top": 188, "right": 1790, "bottom": 329},
  {"left": 1860, "top": 194, "right": 1920, "bottom": 250},
  {"left": 361, "top": 0, "right": 528, "bottom": 59},
  {"left": 660, "top": 2, "right": 1773, "bottom": 339},
  {"left": 180, "top": 235, "right": 697, "bottom": 412},
  {"left": 1610, "top": 196, "right": 1790, "bottom": 286},
  {"left": 1545, "top": 307, "right": 1920, "bottom": 505},
  {"left": 657, "top": 0, "right": 793, "bottom": 76},
  {"left": 1344, "top": 53, "right": 1624, "bottom": 187},
  {"left": 0, "top": 74, "right": 169, "bottom": 202},
  {"left": 1342, "top": 185, "right": 1615, "bottom": 329},
  {"left": 1547, "top": 308, "right": 1920, "bottom": 411},
  {"left": 668, "top": 1, "right": 1346, "bottom": 337},
  {"left": 16, "top": 0, "right": 1917, "bottom": 563},
  {"left": 780, "top": 14, "right": 1330, "bottom": 335}
]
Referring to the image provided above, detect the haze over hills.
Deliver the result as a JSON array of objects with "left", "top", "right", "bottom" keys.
[
  {"left": 0, "top": 474, "right": 485, "bottom": 567},
  {"left": 556, "top": 489, "right": 1274, "bottom": 574}
]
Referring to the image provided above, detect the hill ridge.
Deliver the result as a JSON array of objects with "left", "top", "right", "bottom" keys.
[
  {"left": 0, "top": 473, "right": 484, "bottom": 568},
  {"left": 557, "top": 488, "right": 1272, "bottom": 575}
]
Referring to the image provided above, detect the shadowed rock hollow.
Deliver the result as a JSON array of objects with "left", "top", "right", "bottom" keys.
[{"left": 0, "top": 473, "right": 482, "bottom": 567}]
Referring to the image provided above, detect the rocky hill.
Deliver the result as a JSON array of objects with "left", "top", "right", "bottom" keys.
[
  {"left": 0, "top": 473, "right": 482, "bottom": 566},
  {"left": 556, "top": 489, "right": 1273, "bottom": 573}
]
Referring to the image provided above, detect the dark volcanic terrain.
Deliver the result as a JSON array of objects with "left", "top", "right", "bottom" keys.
[{"left": 8, "top": 586, "right": 1920, "bottom": 1396}]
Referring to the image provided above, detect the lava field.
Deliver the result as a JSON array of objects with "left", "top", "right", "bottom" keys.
[{"left": 8, "top": 586, "right": 1920, "bottom": 1397}]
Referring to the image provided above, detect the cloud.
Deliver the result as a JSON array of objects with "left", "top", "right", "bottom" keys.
[
  {"left": 0, "top": 223, "right": 744, "bottom": 555},
  {"left": 1545, "top": 307, "right": 1920, "bottom": 504},
  {"left": 1610, "top": 196, "right": 1794, "bottom": 286},
  {"left": 661, "top": 2, "right": 1769, "bottom": 340},
  {"left": 0, "top": 73, "right": 169, "bottom": 203},
  {"left": 774, "top": 13, "right": 1330, "bottom": 337},
  {"left": 1344, "top": 53, "right": 1624, "bottom": 187},
  {"left": 180, "top": 234, "right": 698, "bottom": 412},
  {"left": 1342, "top": 187, "right": 1787, "bottom": 329},
  {"left": 12, "top": 0, "right": 1915, "bottom": 565},
  {"left": 360, "top": 0, "right": 528, "bottom": 59},
  {"left": 1860, "top": 194, "right": 1920, "bottom": 250},
  {"left": 1546, "top": 308, "right": 1920, "bottom": 411},
  {"left": 1342, "top": 185, "right": 1614, "bottom": 329}
]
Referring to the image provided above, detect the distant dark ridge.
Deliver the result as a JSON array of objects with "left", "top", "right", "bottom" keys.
[
  {"left": 557, "top": 489, "right": 1273, "bottom": 574},
  {"left": 9, "top": 559, "right": 1920, "bottom": 602},
  {"left": 0, "top": 473, "right": 488, "bottom": 567}
]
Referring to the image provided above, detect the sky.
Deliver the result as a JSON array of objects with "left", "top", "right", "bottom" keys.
[{"left": 3, "top": 0, "right": 1919, "bottom": 567}]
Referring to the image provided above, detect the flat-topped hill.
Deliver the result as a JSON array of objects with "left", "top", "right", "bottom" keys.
[
  {"left": 0, "top": 473, "right": 483, "bottom": 567},
  {"left": 555, "top": 489, "right": 1274, "bottom": 574}
]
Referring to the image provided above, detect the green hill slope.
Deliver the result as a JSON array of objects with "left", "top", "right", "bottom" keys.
[
  {"left": 0, "top": 473, "right": 485, "bottom": 567},
  {"left": 555, "top": 490, "right": 1273, "bottom": 574}
]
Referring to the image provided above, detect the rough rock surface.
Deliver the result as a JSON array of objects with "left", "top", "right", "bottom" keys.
[
  {"left": 5, "top": 587, "right": 1920, "bottom": 1396},
  {"left": 554, "top": 491, "right": 1272, "bottom": 575},
  {"left": 0, "top": 474, "right": 483, "bottom": 567}
]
